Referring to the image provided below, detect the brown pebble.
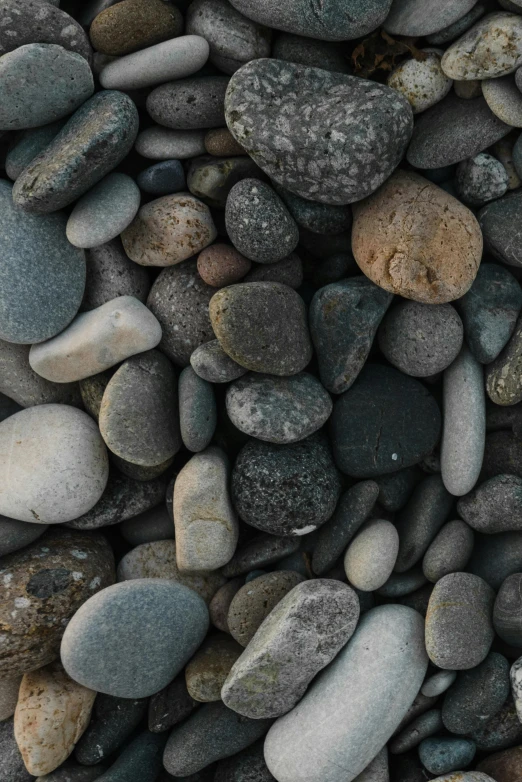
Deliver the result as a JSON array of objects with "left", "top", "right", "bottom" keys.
[
  {"left": 90, "top": 0, "right": 183, "bottom": 56},
  {"left": 205, "top": 128, "right": 246, "bottom": 157},
  {"left": 185, "top": 634, "right": 243, "bottom": 702},
  {"left": 477, "top": 745, "right": 522, "bottom": 782},
  {"left": 209, "top": 578, "right": 244, "bottom": 632},
  {"left": 197, "top": 243, "right": 251, "bottom": 287}
]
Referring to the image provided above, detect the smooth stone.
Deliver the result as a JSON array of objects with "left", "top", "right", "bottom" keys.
[
  {"left": 148, "top": 675, "right": 198, "bottom": 733},
  {"left": 406, "top": 94, "right": 511, "bottom": 169},
  {"left": 225, "top": 372, "right": 332, "bottom": 444},
  {"left": 426, "top": 1, "right": 490, "bottom": 44},
  {"left": 110, "top": 454, "right": 172, "bottom": 482},
  {"left": 75, "top": 694, "right": 147, "bottom": 765},
  {"left": 89, "top": 0, "right": 183, "bottom": 56},
  {"left": 425, "top": 572, "right": 495, "bottom": 670},
  {"left": 456, "top": 263, "right": 522, "bottom": 364},
  {"left": 60, "top": 579, "right": 209, "bottom": 698},
  {"left": 225, "top": 59, "right": 413, "bottom": 205},
  {"left": 66, "top": 174, "right": 140, "bottom": 250},
  {"left": 310, "top": 277, "right": 392, "bottom": 394},
  {"left": 163, "top": 701, "right": 272, "bottom": 776},
  {"left": 482, "top": 429, "right": 522, "bottom": 480},
  {"left": 494, "top": 573, "right": 522, "bottom": 645},
  {"left": 190, "top": 340, "right": 247, "bottom": 383},
  {"left": 468, "top": 531, "right": 522, "bottom": 590},
  {"left": 486, "top": 315, "right": 522, "bottom": 405},
  {"left": 222, "top": 580, "right": 359, "bottom": 718},
  {"left": 385, "top": 0, "right": 477, "bottom": 36},
  {"left": 441, "top": 13, "right": 522, "bottom": 80},
  {"left": 174, "top": 447, "right": 238, "bottom": 572},
  {"left": 100, "top": 35, "right": 209, "bottom": 90},
  {"left": 227, "top": 571, "right": 306, "bottom": 646},
  {"left": 471, "top": 695, "right": 522, "bottom": 751},
  {"left": 205, "top": 128, "right": 246, "bottom": 157},
  {"left": 188, "top": 156, "right": 261, "bottom": 209},
  {"left": 0, "top": 43, "right": 93, "bottom": 130},
  {"left": 0, "top": 0, "right": 91, "bottom": 60},
  {"left": 13, "top": 91, "right": 139, "bottom": 214},
  {"left": 352, "top": 171, "right": 482, "bottom": 305},
  {"left": 479, "top": 191, "right": 522, "bottom": 268},
  {"left": 147, "top": 76, "right": 228, "bottom": 130},
  {"left": 179, "top": 366, "right": 216, "bottom": 453},
  {"left": 5, "top": 120, "right": 65, "bottom": 180},
  {"left": 387, "top": 50, "right": 453, "bottom": 114},
  {"left": 244, "top": 254, "right": 303, "bottom": 289},
  {"left": 214, "top": 740, "right": 276, "bottom": 782},
  {"left": 272, "top": 32, "right": 350, "bottom": 74},
  {"left": 0, "top": 676, "right": 22, "bottom": 722},
  {"left": 0, "top": 528, "right": 115, "bottom": 678},
  {"left": 14, "top": 663, "right": 96, "bottom": 776},
  {"left": 274, "top": 184, "right": 352, "bottom": 235},
  {"left": 458, "top": 474, "right": 522, "bottom": 533},
  {"left": 185, "top": 634, "right": 242, "bottom": 702},
  {"left": 344, "top": 519, "right": 399, "bottom": 591},
  {"left": 186, "top": 0, "right": 271, "bottom": 74},
  {"left": 456, "top": 152, "right": 509, "bottom": 206},
  {"left": 483, "top": 75, "right": 522, "bottom": 127},
  {"left": 135, "top": 128, "right": 207, "bottom": 160},
  {"left": 418, "top": 737, "right": 476, "bottom": 775},
  {"left": 197, "top": 244, "right": 251, "bottom": 288},
  {"left": 264, "top": 605, "right": 428, "bottom": 782},
  {"left": 87, "top": 730, "right": 166, "bottom": 782},
  {"left": 0, "top": 719, "right": 32, "bottom": 782},
  {"left": 378, "top": 301, "right": 463, "bottom": 377},
  {"left": 374, "top": 467, "right": 419, "bottom": 512},
  {"left": 376, "top": 566, "right": 428, "bottom": 598},
  {"left": 137, "top": 160, "right": 186, "bottom": 196},
  {"left": 232, "top": 434, "right": 341, "bottom": 536},
  {"left": 422, "top": 520, "right": 475, "bottom": 582},
  {"left": 330, "top": 364, "right": 441, "bottom": 478},
  {"left": 0, "top": 515, "right": 48, "bottom": 557},
  {"left": 0, "top": 180, "right": 85, "bottom": 345},
  {"left": 223, "top": 536, "right": 300, "bottom": 579},
  {"left": 146, "top": 260, "right": 215, "bottom": 366},
  {"left": 82, "top": 239, "right": 149, "bottom": 312},
  {"left": 441, "top": 345, "right": 485, "bottom": 496},
  {"left": 477, "top": 746, "right": 522, "bottom": 782},
  {"left": 389, "top": 710, "right": 444, "bottom": 754},
  {"left": 209, "top": 579, "right": 244, "bottom": 633},
  {"left": 120, "top": 504, "right": 173, "bottom": 546},
  {"left": 422, "top": 671, "right": 457, "bottom": 698}
]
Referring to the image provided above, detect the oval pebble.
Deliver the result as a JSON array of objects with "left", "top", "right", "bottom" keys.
[
  {"left": 418, "top": 737, "right": 476, "bottom": 776},
  {"left": 389, "top": 709, "right": 444, "bottom": 754},
  {"left": 136, "top": 160, "right": 186, "bottom": 196},
  {"left": 147, "top": 76, "right": 229, "bottom": 130},
  {"left": 422, "top": 671, "right": 457, "bottom": 698},
  {"left": 89, "top": 0, "right": 183, "bottom": 56},
  {"left": 5, "top": 120, "right": 65, "bottom": 181},
  {"left": 120, "top": 505, "right": 174, "bottom": 546},
  {"left": 135, "top": 127, "right": 207, "bottom": 160},
  {"left": 344, "top": 519, "right": 399, "bottom": 592},
  {"left": 178, "top": 366, "right": 216, "bottom": 453},
  {"left": 190, "top": 339, "right": 248, "bottom": 383},
  {"left": 66, "top": 174, "right": 140, "bottom": 250},
  {"left": 457, "top": 474, "right": 522, "bottom": 533},
  {"left": 441, "top": 12, "right": 522, "bottom": 80},
  {"left": 422, "top": 520, "right": 475, "bottom": 582},
  {"left": 387, "top": 49, "right": 453, "bottom": 114},
  {"left": 197, "top": 244, "right": 251, "bottom": 288},
  {"left": 456, "top": 153, "right": 509, "bottom": 206}
]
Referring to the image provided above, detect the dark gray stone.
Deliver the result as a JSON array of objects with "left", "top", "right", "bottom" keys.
[
  {"left": 0, "top": 718, "right": 32, "bottom": 782},
  {"left": 457, "top": 474, "right": 522, "bottom": 534},
  {"left": 479, "top": 192, "right": 522, "bottom": 268},
  {"left": 481, "top": 430, "right": 522, "bottom": 481},
  {"left": 272, "top": 33, "right": 350, "bottom": 74},
  {"left": 5, "top": 120, "right": 65, "bottom": 181},
  {"left": 376, "top": 566, "right": 428, "bottom": 598},
  {"left": 222, "top": 535, "right": 300, "bottom": 578},
  {"left": 82, "top": 239, "right": 150, "bottom": 312},
  {"left": 398, "top": 583, "right": 433, "bottom": 617},
  {"left": 244, "top": 254, "right": 303, "bottom": 289},
  {"left": 0, "top": 0, "right": 91, "bottom": 60},
  {"left": 0, "top": 340, "right": 82, "bottom": 408},
  {"left": 39, "top": 763, "right": 107, "bottom": 781},
  {"left": 422, "top": 519, "right": 475, "bottom": 583},
  {"left": 0, "top": 392, "right": 22, "bottom": 422},
  {"left": 137, "top": 160, "right": 186, "bottom": 195},
  {"left": 92, "top": 731, "right": 166, "bottom": 782},
  {"left": 389, "top": 709, "right": 443, "bottom": 754},
  {"left": 374, "top": 467, "right": 419, "bottom": 512},
  {"left": 75, "top": 695, "right": 148, "bottom": 765},
  {"left": 179, "top": 366, "right": 216, "bottom": 453},
  {"left": 456, "top": 153, "right": 508, "bottom": 207},
  {"left": 188, "top": 156, "right": 262, "bottom": 209},
  {"left": 147, "top": 77, "right": 229, "bottom": 129},
  {"left": 0, "top": 514, "right": 48, "bottom": 556},
  {"left": 310, "top": 277, "right": 393, "bottom": 394},
  {"left": 471, "top": 695, "right": 522, "bottom": 751},
  {"left": 418, "top": 737, "right": 476, "bottom": 775},
  {"left": 190, "top": 340, "right": 248, "bottom": 384},
  {"left": 214, "top": 741, "right": 275, "bottom": 782},
  {"left": 468, "top": 531, "right": 522, "bottom": 590},
  {"left": 148, "top": 675, "right": 198, "bottom": 733},
  {"left": 225, "top": 59, "right": 413, "bottom": 205},
  {"left": 494, "top": 573, "right": 522, "bottom": 646},
  {"left": 274, "top": 184, "right": 352, "bottom": 235}
]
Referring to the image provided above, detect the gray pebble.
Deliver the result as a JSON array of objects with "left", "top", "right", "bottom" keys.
[
  {"left": 190, "top": 340, "right": 247, "bottom": 383},
  {"left": 426, "top": 1, "right": 489, "bottom": 44},
  {"left": 147, "top": 76, "right": 229, "bottom": 130},
  {"left": 479, "top": 191, "right": 522, "bottom": 268},
  {"left": 0, "top": 514, "right": 48, "bottom": 557},
  {"left": 66, "top": 173, "right": 140, "bottom": 249},
  {"left": 352, "top": 747, "right": 389, "bottom": 782},
  {"left": 0, "top": 0, "right": 91, "bottom": 60},
  {"left": 418, "top": 737, "right": 476, "bottom": 775},
  {"left": 422, "top": 520, "right": 475, "bottom": 583},
  {"left": 389, "top": 709, "right": 444, "bottom": 754},
  {"left": 344, "top": 519, "right": 399, "bottom": 592},
  {"left": 244, "top": 254, "right": 303, "bottom": 289},
  {"left": 422, "top": 670, "right": 457, "bottom": 698},
  {"left": 82, "top": 239, "right": 150, "bottom": 312},
  {"left": 385, "top": 0, "right": 477, "bottom": 36},
  {"left": 137, "top": 160, "right": 186, "bottom": 195},
  {"left": 5, "top": 120, "right": 65, "bottom": 180},
  {"left": 494, "top": 573, "right": 522, "bottom": 645},
  {"left": 456, "top": 153, "right": 509, "bottom": 206},
  {"left": 458, "top": 474, "right": 522, "bottom": 533},
  {"left": 482, "top": 74, "right": 522, "bottom": 127},
  {"left": 179, "top": 366, "right": 216, "bottom": 453},
  {"left": 0, "top": 340, "right": 81, "bottom": 408},
  {"left": 222, "top": 535, "right": 300, "bottom": 578},
  {"left": 135, "top": 127, "right": 207, "bottom": 160},
  {"left": 75, "top": 694, "right": 148, "bottom": 765},
  {"left": 120, "top": 504, "right": 173, "bottom": 546}
]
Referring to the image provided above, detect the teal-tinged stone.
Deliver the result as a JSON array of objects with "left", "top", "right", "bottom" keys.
[
  {"left": 137, "top": 160, "right": 186, "bottom": 195},
  {"left": 5, "top": 120, "right": 65, "bottom": 180},
  {"left": 418, "top": 737, "right": 476, "bottom": 775},
  {"left": 93, "top": 732, "right": 166, "bottom": 782},
  {"left": 274, "top": 183, "right": 352, "bottom": 235},
  {"left": 179, "top": 366, "right": 216, "bottom": 453}
]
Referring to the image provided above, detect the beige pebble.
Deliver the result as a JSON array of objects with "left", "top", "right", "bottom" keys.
[
  {"left": 387, "top": 49, "right": 452, "bottom": 114},
  {"left": 185, "top": 634, "right": 242, "bottom": 702},
  {"left": 344, "top": 519, "right": 400, "bottom": 592},
  {"left": 442, "top": 12, "right": 522, "bottom": 80}
]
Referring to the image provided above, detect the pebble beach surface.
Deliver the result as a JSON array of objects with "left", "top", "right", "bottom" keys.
[{"left": 2, "top": 1, "right": 522, "bottom": 782}]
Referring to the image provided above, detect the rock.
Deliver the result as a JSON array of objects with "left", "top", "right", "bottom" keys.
[
  {"left": 456, "top": 263, "right": 522, "bottom": 364},
  {"left": 458, "top": 474, "right": 522, "bottom": 533},
  {"left": 387, "top": 49, "right": 453, "bottom": 114},
  {"left": 425, "top": 572, "right": 495, "bottom": 670},
  {"left": 389, "top": 709, "right": 444, "bottom": 753},
  {"left": 468, "top": 531, "right": 522, "bottom": 590},
  {"left": 422, "top": 520, "right": 475, "bottom": 582},
  {"left": 486, "top": 317, "right": 522, "bottom": 405},
  {"left": 330, "top": 364, "right": 441, "bottom": 478},
  {"left": 75, "top": 694, "right": 147, "bottom": 765},
  {"left": 66, "top": 174, "right": 140, "bottom": 250},
  {"left": 406, "top": 94, "right": 511, "bottom": 169},
  {"left": 471, "top": 695, "right": 522, "bottom": 751},
  {"left": 60, "top": 579, "right": 209, "bottom": 698},
  {"left": 205, "top": 128, "right": 246, "bottom": 157},
  {"left": 213, "top": 741, "right": 276, "bottom": 782},
  {"left": 0, "top": 528, "right": 114, "bottom": 679},
  {"left": 376, "top": 566, "right": 427, "bottom": 598},
  {"left": 456, "top": 153, "right": 509, "bottom": 206},
  {"left": 418, "top": 737, "right": 476, "bottom": 776},
  {"left": 426, "top": 1, "right": 489, "bottom": 44},
  {"left": 243, "top": 254, "right": 303, "bottom": 289},
  {"left": 344, "top": 519, "right": 399, "bottom": 592},
  {"left": 174, "top": 447, "right": 238, "bottom": 572},
  {"left": 187, "top": 156, "right": 261, "bottom": 209},
  {"left": 179, "top": 366, "right": 216, "bottom": 453},
  {"left": 191, "top": 340, "right": 247, "bottom": 383},
  {"left": 146, "top": 260, "right": 215, "bottom": 366},
  {"left": 477, "top": 746, "right": 522, "bottom": 782},
  {"left": 272, "top": 33, "right": 347, "bottom": 75},
  {"left": 227, "top": 571, "right": 306, "bottom": 646},
  {"left": 185, "top": 634, "right": 242, "bottom": 702},
  {"left": 0, "top": 719, "right": 32, "bottom": 782},
  {"left": 374, "top": 467, "right": 419, "bottom": 512},
  {"left": 0, "top": 180, "right": 85, "bottom": 345},
  {"left": 225, "top": 59, "right": 413, "bottom": 205},
  {"left": 209, "top": 579, "right": 244, "bottom": 633},
  {"left": 137, "top": 160, "right": 186, "bottom": 196},
  {"left": 0, "top": 515, "right": 48, "bottom": 557},
  {"left": 135, "top": 127, "right": 207, "bottom": 160},
  {"left": 147, "top": 76, "right": 229, "bottom": 130},
  {"left": 0, "top": 43, "right": 93, "bottom": 130},
  {"left": 310, "top": 277, "right": 392, "bottom": 394},
  {"left": 441, "top": 13, "right": 522, "bottom": 80},
  {"left": 352, "top": 171, "right": 482, "bottom": 305},
  {"left": 494, "top": 573, "right": 522, "bottom": 645},
  {"left": 197, "top": 244, "right": 251, "bottom": 288},
  {"left": 148, "top": 676, "right": 197, "bottom": 733},
  {"left": 87, "top": 730, "right": 166, "bottom": 782},
  {"left": 5, "top": 120, "right": 65, "bottom": 181},
  {"left": 0, "top": 676, "right": 22, "bottom": 722},
  {"left": 422, "top": 671, "right": 457, "bottom": 698},
  {"left": 482, "top": 75, "right": 522, "bottom": 127},
  {"left": 82, "top": 240, "right": 149, "bottom": 312},
  {"left": 0, "top": 0, "right": 91, "bottom": 60},
  {"left": 121, "top": 193, "right": 216, "bottom": 267},
  {"left": 223, "top": 536, "right": 300, "bottom": 579},
  {"left": 378, "top": 301, "right": 463, "bottom": 377},
  {"left": 264, "top": 605, "right": 428, "bottom": 782},
  {"left": 163, "top": 701, "right": 272, "bottom": 777},
  {"left": 13, "top": 91, "right": 139, "bottom": 214},
  {"left": 222, "top": 580, "right": 359, "bottom": 718},
  {"left": 14, "top": 663, "right": 95, "bottom": 776},
  {"left": 225, "top": 372, "right": 332, "bottom": 444},
  {"left": 120, "top": 504, "right": 173, "bottom": 546},
  {"left": 385, "top": 0, "right": 477, "bottom": 36},
  {"left": 231, "top": 434, "right": 341, "bottom": 536},
  {"left": 209, "top": 282, "right": 312, "bottom": 375},
  {"left": 274, "top": 185, "right": 352, "bottom": 235},
  {"left": 479, "top": 191, "right": 522, "bottom": 268},
  {"left": 89, "top": 0, "right": 183, "bottom": 56}
]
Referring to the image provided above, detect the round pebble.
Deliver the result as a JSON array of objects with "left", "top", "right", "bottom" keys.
[
  {"left": 387, "top": 49, "right": 453, "bottom": 114},
  {"left": 197, "top": 244, "right": 251, "bottom": 287},
  {"left": 136, "top": 160, "right": 186, "bottom": 196},
  {"left": 204, "top": 128, "right": 246, "bottom": 157},
  {"left": 456, "top": 153, "right": 509, "bottom": 206},
  {"left": 190, "top": 339, "right": 248, "bottom": 383},
  {"left": 422, "top": 520, "right": 475, "bottom": 582},
  {"left": 89, "top": 0, "right": 183, "bottom": 56},
  {"left": 419, "top": 737, "right": 476, "bottom": 776},
  {"left": 66, "top": 174, "right": 140, "bottom": 249}
]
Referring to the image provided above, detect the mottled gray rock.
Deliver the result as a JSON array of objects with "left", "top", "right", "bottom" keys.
[
  {"left": 0, "top": 0, "right": 91, "bottom": 60},
  {"left": 0, "top": 719, "right": 32, "bottom": 782},
  {"left": 225, "top": 59, "right": 413, "bottom": 205},
  {"left": 486, "top": 315, "right": 522, "bottom": 405},
  {"left": 479, "top": 191, "right": 522, "bottom": 268},
  {"left": 0, "top": 341, "right": 81, "bottom": 408},
  {"left": 389, "top": 709, "right": 443, "bottom": 754},
  {"left": 441, "top": 12, "right": 522, "bottom": 80},
  {"left": 66, "top": 174, "right": 140, "bottom": 249},
  {"left": 135, "top": 127, "right": 207, "bottom": 160},
  {"left": 179, "top": 366, "right": 216, "bottom": 453},
  {"left": 419, "top": 737, "right": 476, "bottom": 776},
  {"left": 222, "top": 536, "right": 300, "bottom": 578},
  {"left": 148, "top": 675, "right": 198, "bottom": 733},
  {"left": 344, "top": 519, "right": 399, "bottom": 592},
  {"left": 5, "top": 120, "right": 65, "bottom": 181},
  {"left": 456, "top": 153, "right": 509, "bottom": 206},
  {"left": 137, "top": 160, "right": 186, "bottom": 196},
  {"left": 422, "top": 520, "right": 475, "bottom": 583},
  {"left": 458, "top": 474, "right": 522, "bottom": 533},
  {"left": 75, "top": 694, "right": 148, "bottom": 765},
  {"left": 191, "top": 340, "right": 247, "bottom": 384},
  {"left": 120, "top": 504, "right": 173, "bottom": 546},
  {"left": 494, "top": 573, "right": 522, "bottom": 645},
  {"left": 385, "top": 0, "right": 477, "bottom": 36},
  {"left": 147, "top": 76, "right": 229, "bottom": 129},
  {"left": 82, "top": 239, "right": 150, "bottom": 312},
  {"left": 0, "top": 515, "right": 48, "bottom": 556}
]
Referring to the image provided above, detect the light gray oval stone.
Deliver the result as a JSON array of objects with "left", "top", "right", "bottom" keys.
[
  {"left": 387, "top": 49, "right": 453, "bottom": 114},
  {"left": 385, "top": 0, "right": 477, "bottom": 36},
  {"left": 66, "top": 174, "right": 140, "bottom": 249},
  {"left": 344, "top": 519, "right": 400, "bottom": 592},
  {"left": 441, "top": 13, "right": 522, "bottom": 80},
  {"left": 456, "top": 153, "right": 509, "bottom": 206},
  {"left": 422, "top": 670, "right": 457, "bottom": 698},
  {"left": 482, "top": 75, "right": 522, "bottom": 127},
  {"left": 135, "top": 127, "right": 207, "bottom": 160}
]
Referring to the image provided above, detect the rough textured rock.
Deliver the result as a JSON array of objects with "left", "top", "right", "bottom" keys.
[
  {"left": 441, "top": 12, "right": 522, "bottom": 80},
  {"left": 89, "top": 0, "right": 183, "bottom": 55},
  {"left": 0, "top": 0, "right": 91, "bottom": 60},
  {"left": 457, "top": 474, "right": 522, "bottom": 533},
  {"left": 185, "top": 634, "right": 242, "bottom": 702}
]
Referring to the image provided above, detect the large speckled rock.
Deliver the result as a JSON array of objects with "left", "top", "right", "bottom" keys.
[
  {"left": 185, "top": 634, "right": 242, "bottom": 703},
  {"left": 352, "top": 171, "right": 482, "bottom": 304},
  {"left": 0, "top": 341, "right": 82, "bottom": 408},
  {"left": 385, "top": 0, "right": 477, "bottom": 36},
  {"left": 0, "top": 0, "right": 91, "bottom": 60},
  {"left": 225, "top": 59, "right": 413, "bottom": 205},
  {"left": 89, "top": 0, "right": 183, "bottom": 56},
  {"left": 458, "top": 474, "right": 522, "bottom": 533},
  {"left": 441, "top": 13, "right": 522, "bottom": 80},
  {"left": 0, "top": 528, "right": 114, "bottom": 679},
  {"left": 222, "top": 580, "right": 359, "bottom": 718},
  {"left": 486, "top": 316, "right": 522, "bottom": 405}
]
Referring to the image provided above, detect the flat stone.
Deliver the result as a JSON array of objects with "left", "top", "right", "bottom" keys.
[
  {"left": 0, "top": 676, "right": 22, "bottom": 722},
  {"left": 135, "top": 128, "right": 207, "bottom": 160},
  {"left": 477, "top": 746, "right": 522, "bottom": 782},
  {"left": 225, "top": 59, "right": 413, "bottom": 205},
  {"left": 87, "top": 730, "right": 166, "bottom": 782},
  {"left": 0, "top": 528, "right": 114, "bottom": 679},
  {"left": 310, "top": 277, "right": 393, "bottom": 394},
  {"left": 0, "top": 0, "right": 91, "bottom": 60},
  {"left": 137, "top": 160, "right": 186, "bottom": 196},
  {"left": 205, "top": 128, "right": 246, "bottom": 157},
  {"left": 82, "top": 239, "right": 150, "bottom": 312},
  {"left": 148, "top": 676, "right": 197, "bottom": 734},
  {"left": 244, "top": 254, "right": 303, "bottom": 289},
  {"left": 120, "top": 505, "right": 174, "bottom": 546},
  {"left": 75, "top": 694, "right": 147, "bottom": 765},
  {"left": 458, "top": 474, "right": 522, "bottom": 533},
  {"left": 456, "top": 152, "right": 509, "bottom": 206},
  {"left": 0, "top": 515, "right": 48, "bottom": 556},
  {"left": 66, "top": 174, "right": 140, "bottom": 250},
  {"left": 264, "top": 605, "right": 428, "bottom": 782},
  {"left": 422, "top": 671, "right": 457, "bottom": 698},
  {"left": 0, "top": 719, "right": 32, "bottom": 782},
  {"left": 147, "top": 76, "right": 229, "bottom": 130},
  {"left": 60, "top": 579, "right": 209, "bottom": 698},
  {"left": 494, "top": 573, "right": 522, "bottom": 645},
  {"left": 344, "top": 519, "right": 399, "bottom": 592},
  {"left": 0, "top": 43, "right": 93, "bottom": 130},
  {"left": 385, "top": 0, "right": 477, "bottom": 36},
  {"left": 0, "top": 180, "right": 85, "bottom": 345},
  {"left": 213, "top": 740, "right": 276, "bottom": 782},
  {"left": 442, "top": 13, "right": 522, "bottom": 80},
  {"left": 274, "top": 184, "right": 352, "bottom": 235},
  {"left": 188, "top": 156, "right": 261, "bottom": 209},
  {"left": 185, "top": 634, "right": 242, "bottom": 702},
  {"left": 389, "top": 709, "right": 444, "bottom": 753},
  {"left": 418, "top": 737, "right": 476, "bottom": 776},
  {"left": 388, "top": 50, "right": 453, "bottom": 114},
  {"left": 482, "top": 75, "right": 522, "bottom": 126},
  {"left": 179, "top": 366, "right": 216, "bottom": 453},
  {"left": 190, "top": 340, "right": 247, "bottom": 383},
  {"left": 13, "top": 91, "right": 139, "bottom": 214},
  {"left": 479, "top": 191, "right": 522, "bottom": 268},
  {"left": 5, "top": 120, "right": 65, "bottom": 181},
  {"left": 197, "top": 244, "right": 251, "bottom": 288},
  {"left": 352, "top": 171, "right": 482, "bottom": 304},
  {"left": 422, "top": 520, "right": 475, "bottom": 582},
  {"left": 89, "top": 0, "right": 183, "bottom": 56}
]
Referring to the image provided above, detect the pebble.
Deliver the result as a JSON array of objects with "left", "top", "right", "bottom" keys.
[
  {"left": 422, "top": 520, "right": 475, "bottom": 582},
  {"left": 89, "top": 730, "right": 166, "bottom": 782},
  {"left": 209, "top": 579, "right": 244, "bottom": 633},
  {"left": 244, "top": 254, "right": 303, "bottom": 289},
  {"left": 197, "top": 244, "right": 251, "bottom": 288},
  {"left": 274, "top": 185, "right": 352, "bottom": 235},
  {"left": 427, "top": 1, "right": 490, "bottom": 44},
  {"left": 378, "top": 301, "right": 463, "bottom": 377},
  {"left": 5, "top": 120, "right": 65, "bottom": 181},
  {"left": 14, "top": 662, "right": 96, "bottom": 776},
  {"left": 425, "top": 572, "right": 495, "bottom": 670},
  {"left": 75, "top": 694, "right": 147, "bottom": 765},
  {"left": 60, "top": 579, "right": 209, "bottom": 698},
  {"left": 0, "top": 43, "right": 93, "bottom": 130},
  {"left": 147, "top": 76, "right": 229, "bottom": 130},
  {"left": 174, "top": 447, "right": 239, "bottom": 572},
  {"left": 494, "top": 573, "right": 522, "bottom": 645},
  {"left": 418, "top": 737, "right": 476, "bottom": 776},
  {"left": 384, "top": 0, "right": 477, "bottom": 36},
  {"left": 458, "top": 474, "right": 522, "bottom": 533},
  {"left": 310, "top": 277, "right": 392, "bottom": 394},
  {"left": 89, "top": 0, "right": 183, "bottom": 55},
  {"left": 222, "top": 580, "right": 359, "bottom": 718},
  {"left": 477, "top": 746, "right": 522, "bottom": 782},
  {"left": 135, "top": 128, "right": 207, "bottom": 160},
  {"left": 511, "top": 656, "right": 522, "bottom": 722},
  {"left": 179, "top": 366, "right": 216, "bottom": 453},
  {"left": 185, "top": 634, "right": 242, "bottom": 702},
  {"left": 82, "top": 239, "right": 149, "bottom": 312},
  {"left": 209, "top": 282, "right": 312, "bottom": 375},
  {"left": 29, "top": 296, "right": 162, "bottom": 383},
  {"left": 190, "top": 340, "right": 247, "bottom": 383},
  {"left": 0, "top": 676, "right": 22, "bottom": 722},
  {"left": 441, "top": 12, "right": 522, "bottom": 80},
  {"left": 137, "top": 160, "right": 186, "bottom": 196},
  {"left": 0, "top": 718, "right": 32, "bottom": 782},
  {"left": 225, "top": 372, "right": 332, "bottom": 444},
  {"left": 225, "top": 59, "right": 413, "bottom": 205},
  {"left": 272, "top": 32, "right": 350, "bottom": 73},
  {"left": 422, "top": 670, "right": 457, "bottom": 698},
  {"left": 66, "top": 174, "right": 140, "bottom": 249},
  {"left": 148, "top": 676, "right": 197, "bottom": 734},
  {"left": 264, "top": 605, "right": 428, "bottom": 782},
  {"left": 387, "top": 49, "right": 453, "bottom": 114},
  {"left": 389, "top": 709, "right": 444, "bottom": 754},
  {"left": 0, "top": 342, "right": 81, "bottom": 410},
  {"left": 482, "top": 75, "right": 522, "bottom": 127},
  {"left": 456, "top": 153, "right": 509, "bottom": 206},
  {"left": 479, "top": 191, "right": 522, "bottom": 268},
  {"left": 0, "top": 0, "right": 91, "bottom": 60},
  {"left": 120, "top": 504, "right": 174, "bottom": 546},
  {"left": 13, "top": 91, "right": 139, "bottom": 214},
  {"left": 222, "top": 536, "right": 300, "bottom": 579},
  {"left": 352, "top": 170, "right": 482, "bottom": 305},
  {"left": 187, "top": 156, "right": 261, "bottom": 209},
  {"left": 377, "top": 566, "right": 428, "bottom": 598},
  {"left": 344, "top": 518, "right": 398, "bottom": 591},
  {"left": 205, "top": 128, "right": 245, "bottom": 158},
  {"left": 213, "top": 741, "right": 276, "bottom": 782}
]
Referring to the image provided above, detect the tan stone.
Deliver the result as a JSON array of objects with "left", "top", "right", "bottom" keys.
[
  {"left": 185, "top": 634, "right": 242, "bottom": 702},
  {"left": 14, "top": 662, "right": 96, "bottom": 776},
  {"left": 204, "top": 128, "right": 246, "bottom": 157},
  {"left": 352, "top": 170, "right": 482, "bottom": 304}
]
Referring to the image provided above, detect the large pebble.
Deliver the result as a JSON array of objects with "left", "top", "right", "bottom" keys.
[
  {"left": 190, "top": 339, "right": 247, "bottom": 383},
  {"left": 147, "top": 76, "right": 229, "bottom": 130},
  {"left": 385, "top": 0, "right": 477, "bottom": 36},
  {"left": 479, "top": 191, "right": 522, "bottom": 268},
  {"left": 352, "top": 171, "right": 482, "bottom": 305},
  {"left": 388, "top": 50, "right": 452, "bottom": 114},
  {"left": 493, "top": 572, "right": 522, "bottom": 645},
  {"left": 66, "top": 174, "right": 140, "bottom": 250},
  {"left": 60, "top": 579, "right": 208, "bottom": 698},
  {"left": 179, "top": 366, "right": 216, "bottom": 453},
  {"left": 422, "top": 520, "right": 475, "bottom": 582},
  {"left": 225, "top": 59, "right": 413, "bottom": 205},
  {"left": 185, "top": 634, "right": 242, "bottom": 703},
  {"left": 344, "top": 519, "right": 399, "bottom": 591},
  {"left": 458, "top": 474, "right": 522, "bottom": 533},
  {"left": 0, "top": 0, "right": 91, "bottom": 60},
  {"left": 89, "top": 0, "right": 183, "bottom": 56},
  {"left": 82, "top": 239, "right": 149, "bottom": 312},
  {"left": 135, "top": 127, "right": 206, "bottom": 160},
  {"left": 441, "top": 13, "right": 522, "bottom": 80}
]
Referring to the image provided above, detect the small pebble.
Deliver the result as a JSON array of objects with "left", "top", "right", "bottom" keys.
[
  {"left": 197, "top": 244, "right": 251, "bottom": 287},
  {"left": 178, "top": 366, "right": 216, "bottom": 453},
  {"left": 137, "top": 160, "right": 186, "bottom": 196},
  {"left": 418, "top": 737, "right": 476, "bottom": 776},
  {"left": 204, "top": 128, "right": 246, "bottom": 157},
  {"left": 422, "top": 520, "right": 475, "bottom": 583},
  {"left": 89, "top": 0, "right": 183, "bottom": 56},
  {"left": 456, "top": 153, "right": 509, "bottom": 206},
  {"left": 190, "top": 340, "right": 247, "bottom": 383},
  {"left": 344, "top": 519, "right": 399, "bottom": 592},
  {"left": 147, "top": 76, "right": 229, "bottom": 130},
  {"left": 422, "top": 671, "right": 457, "bottom": 698},
  {"left": 135, "top": 127, "right": 207, "bottom": 160},
  {"left": 66, "top": 174, "right": 140, "bottom": 250},
  {"left": 387, "top": 49, "right": 452, "bottom": 114}
]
